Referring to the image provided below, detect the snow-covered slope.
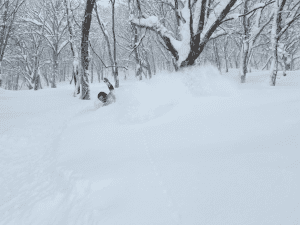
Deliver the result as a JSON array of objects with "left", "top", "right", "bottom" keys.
[{"left": 1, "top": 67, "right": 300, "bottom": 225}]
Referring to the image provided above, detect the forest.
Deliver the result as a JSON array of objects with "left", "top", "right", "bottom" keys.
[
  {"left": 0, "top": 0, "right": 299, "bottom": 96},
  {"left": 1, "top": 0, "right": 300, "bottom": 224}
]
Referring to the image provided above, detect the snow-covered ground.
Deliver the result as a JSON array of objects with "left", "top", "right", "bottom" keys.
[{"left": 1, "top": 66, "right": 300, "bottom": 225}]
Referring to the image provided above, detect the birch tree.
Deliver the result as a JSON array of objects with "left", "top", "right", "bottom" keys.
[
  {"left": 270, "top": 0, "right": 300, "bottom": 86},
  {"left": 238, "top": 0, "right": 274, "bottom": 83}
]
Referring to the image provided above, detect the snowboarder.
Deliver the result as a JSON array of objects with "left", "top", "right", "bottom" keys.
[{"left": 97, "top": 78, "right": 116, "bottom": 106}]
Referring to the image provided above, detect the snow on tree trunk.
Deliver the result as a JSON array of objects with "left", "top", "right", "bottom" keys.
[
  {"left": 239, "top": 0, "right": 249, "bottom": 83},
  {"left": 180, "top": 0, "right": 238, "bottom": 68},
  {"left": 51, "top": 52, "right": 58, "bottom": 88},
  {"left": 270, "top": 39, "right": 279, "bottom": 86},
  {"left": 240, "top": 41, "right": 249, "bottom": 83},
  {"left": 80, "top": 0, "right": 96, "bottom": 100},
  {"left": 282, "top": 55, "right": 287, "bottom": 76},
  {"left": 270, "top": 0, "right": 280, "bottom": 86}
]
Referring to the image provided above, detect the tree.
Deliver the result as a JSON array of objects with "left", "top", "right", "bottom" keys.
[
  {"left": 80, "top": 0, "right": 96, "bottom": 100},
  {"left": 270, "top": 0, "right": 300, "bottom": 86},
  {"left": 14, "top": 23, "right": 47, "bottom": 90},
  {"left": 94, "top": 2, "right": 120, "bottom": 87},
  {"left": 24, "top": 0, "right": 69, "bottom": 88},
  {"left": 238, "top": 0, "right": 274, "bottom": 83},
  {"left": 0, "top": 0, "right": 26, "bottom": 87},
  {"left": 129, "top": 0, "right": 239, "bottom": 69},
  {"left": 64, "top": 0, "right": 80, "bottom": 96}
]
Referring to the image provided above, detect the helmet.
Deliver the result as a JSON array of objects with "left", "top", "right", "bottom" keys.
[{"left": 98, "top": 92, "right": 107, "bottom": 103}]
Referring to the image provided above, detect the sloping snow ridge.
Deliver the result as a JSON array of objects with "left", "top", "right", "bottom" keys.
[{"left": 1, "top": 66, "right": 300, "bottom": 225}]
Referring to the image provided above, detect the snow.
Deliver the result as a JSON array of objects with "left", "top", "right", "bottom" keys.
[
  {"left": 193, "top": 0, "right": 203, "bottom": 35},
  {"left": 252, "top": 3, "right": 265, "bottom": 9},
  {"left": 22, "top": 18, "right": 43, "bottom": 26},
  {"left": 1, "top": 66, "right": 300, "bottom": 224},
  {"left": 201, "top": 0, "right": 233, "bottom": 39},
  {"left": 177, "top": 0, "right": 191, "bottom": 66},
  {"left": 129, "top": 15, "right": 180, "bottom": 55}
]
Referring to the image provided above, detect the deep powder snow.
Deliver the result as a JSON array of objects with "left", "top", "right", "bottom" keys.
[{"left": 1, "top": 66, "right": 300, "bottom": 225}]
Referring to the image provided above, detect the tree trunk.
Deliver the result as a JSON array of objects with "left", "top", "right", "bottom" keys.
[
  {"left": 282, "top": 55, "right": 287, "bottom": 76},
  {"left": 80, "top": 0, "right": 95, "bottom": 100},
  {"left": 64, "top": 0, "right": 80, "bottom": 96},
  {"left": 91, "top": 56, "right": 94, "bottom": 83},
  {"left": 15, "top": 73, "right": 20, "bottom": 90},
  {"left": 111, "top": 0, "right": 119, "bottom": 87},
  {"left": 179, "top": 0, "right": 238, "bottom": 68},
  {"left": 145, "top": 51, "right": 152, "bottom": 79},
  {"left": 52, "top": 52, "right": 58, "bottom": 88},
  {"left": 0, "top": 61, "right": 2, "bottom": 88},
  {"left": 63, "top": 64, "right": 66, "bottom": 81},
  {"left": 240, "top": 42, "right": 249, "bottom": 83},
  {"left": 213, "top": 40, "right": 221, "bottom": 72},
  {"left": 270, "top": 38, "right": 279, "bottom": 85},
  {"left": 270, "top": 0, "right": 280, "bottom": 86},
  {"left": 131, "top": 24, "right": 143, "bottom": 80},
  {"left": 64, "top": 0, "right": 80, "bottom": 97},
  {"left": 239, "top": 0, "right": 250, "bottom": 83},
  {"left": 42, "top": 68, "right": 49, "bottom": 86},
  {"left": 101, "top": 65, "right": 104, "bottom": 80},
  {"left": 224, "top": 39, "right": 229, "bottom": 73},
  {"left": 96, "top": 62, "right": 101, "bottom": 82},
  {"left": 150, "top": 42, "right": 156, "bottom": 75}
]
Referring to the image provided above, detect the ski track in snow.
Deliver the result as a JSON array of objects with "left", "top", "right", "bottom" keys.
[{"left": 1, "top": 67, "right": 300, "bottom": 224}]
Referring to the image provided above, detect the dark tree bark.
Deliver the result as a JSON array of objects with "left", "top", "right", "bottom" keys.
[
  {"left": 81, "top": 0, "right": 96, "bottom": 100},
  {"left": 180, "top": 0, "right": 237, "bottom": 68}
]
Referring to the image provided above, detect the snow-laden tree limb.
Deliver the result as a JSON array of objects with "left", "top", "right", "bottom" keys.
[{"left": 129, "top": 0, "right": 237, "bottom": 67}]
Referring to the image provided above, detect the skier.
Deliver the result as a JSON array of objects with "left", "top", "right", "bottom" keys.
[{"left": 97, "top": 78, "right": 116, "bottom": 106}]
